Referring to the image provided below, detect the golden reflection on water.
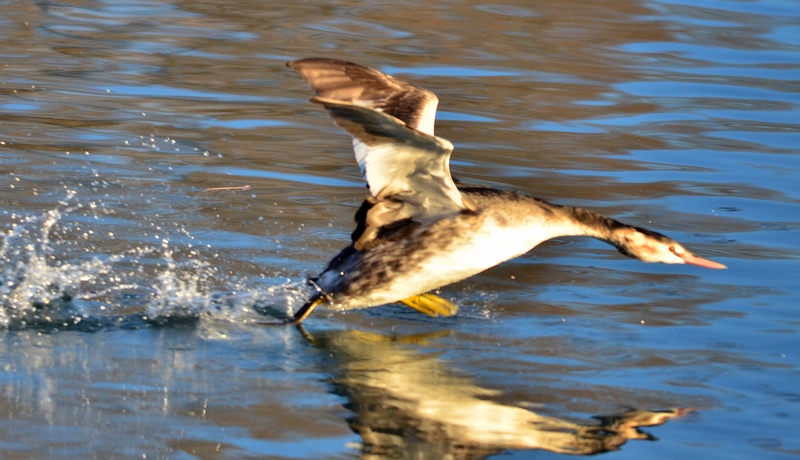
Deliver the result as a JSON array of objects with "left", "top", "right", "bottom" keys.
[
  {"left": 305, "top": 328, "right": 688, "bottom": 458},
  {"left": 0, "top": 325, "right": 694, "bottom": 458}
]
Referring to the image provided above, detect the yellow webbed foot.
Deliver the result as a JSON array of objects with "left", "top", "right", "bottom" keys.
[{"left": 399, "top": 293, "right": 458, "bottom": 317}]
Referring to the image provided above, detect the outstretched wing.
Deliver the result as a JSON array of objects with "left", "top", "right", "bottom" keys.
[
  {"left": 310, "top": 96, "right": 468, "bottom": 220},
  {"left": 288, "top": 58, "right": 438, "bottom": 135},
  {"left": 290, "top": 59, "right": 471, "bottom": 247}
]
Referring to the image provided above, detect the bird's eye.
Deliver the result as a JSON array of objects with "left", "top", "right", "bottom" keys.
[{"left": 669, "top": 245, "right": 677, "bottom": 254}]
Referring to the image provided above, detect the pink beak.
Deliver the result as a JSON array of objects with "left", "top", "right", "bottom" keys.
[{"left": 680, "top": 252, "right": 727, "bottom": 269}]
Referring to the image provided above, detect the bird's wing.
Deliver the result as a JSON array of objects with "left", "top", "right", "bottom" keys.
[
  {"left": 288, "top": 58, "right": 439, "bottom": 135},
  {"left": 309, "top": 96, "right": 469, "bottom": 246}
]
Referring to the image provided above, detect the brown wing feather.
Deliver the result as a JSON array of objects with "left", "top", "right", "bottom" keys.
[
  {"left": 288, "top": 58, "right": 438, "bottom": 134},
  {"left": 291, "top": 60, "right": 462, "bottom": 249}
]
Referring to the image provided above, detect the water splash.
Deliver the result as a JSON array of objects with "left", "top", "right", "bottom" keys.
[
  {"left": 0, "top": 194, "right": 114, "bottom": 327},
  {"left": 0, "top": 195, "right": 307, "bottom": 331},
  {"left": 146, "top": 240, "right": 215, "bottom": 320}
]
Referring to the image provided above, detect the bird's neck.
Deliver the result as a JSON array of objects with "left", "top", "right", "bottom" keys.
[{"left": 550, "top": 204, "right": 633, "bottom": 249}]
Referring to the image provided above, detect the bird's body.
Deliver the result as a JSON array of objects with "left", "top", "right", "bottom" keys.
[
  {"left": 315, "top": 188, "right": 553, "bottom": 309},
  {"left": 285, "top": 58, "right": 726, "bottom": 323}
]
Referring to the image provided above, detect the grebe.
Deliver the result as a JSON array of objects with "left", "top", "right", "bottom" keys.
[{"left": 283, "top": 58, "right": 725, "bottom": 324}]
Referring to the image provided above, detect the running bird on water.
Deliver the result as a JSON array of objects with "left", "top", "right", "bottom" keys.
[{"left": 282, "top": 58, "right": 726, "bottom": 324}]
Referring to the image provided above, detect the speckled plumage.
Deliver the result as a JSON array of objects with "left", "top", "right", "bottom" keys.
[
  {"left": 313, "top": 188, "right": 560, "bottom": 309},
  {"left": 283, "top": 58, "right": 726, "bottom": 324}
]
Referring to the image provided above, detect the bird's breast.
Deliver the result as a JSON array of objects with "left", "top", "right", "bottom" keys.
[
  {"left": 413, "top": 213, "right": 552, "bottom": 279},
  {"left": 332, "top": 212, "right": 553, "bottom": 308}
]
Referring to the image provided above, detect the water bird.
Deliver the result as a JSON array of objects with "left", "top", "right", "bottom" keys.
[{"left": 284, "top": 58, "right": 725, "bottom": 324}]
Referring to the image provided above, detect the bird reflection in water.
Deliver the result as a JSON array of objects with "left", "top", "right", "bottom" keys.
[{"left": 300, "top": 327, "right": 691, "bottom": 458}]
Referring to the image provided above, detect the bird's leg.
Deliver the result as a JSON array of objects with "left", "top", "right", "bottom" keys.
[
  {"left": 284, "top": 295, "right": 326, "bottom": 325},
  {"left": 258, "top": 295, "right": 326, "bottom": 326},
  {"left": 399, "top": 293, "right": 459, "bottom": 317}
]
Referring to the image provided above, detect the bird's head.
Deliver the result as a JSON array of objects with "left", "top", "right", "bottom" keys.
[{"left": 615, "top": 227, "right": 726, "bottom": 269}]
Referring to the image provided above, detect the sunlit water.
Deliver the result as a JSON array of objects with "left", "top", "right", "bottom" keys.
[{"left": 1, "top": 0, "right": 798, "bottom": 458}]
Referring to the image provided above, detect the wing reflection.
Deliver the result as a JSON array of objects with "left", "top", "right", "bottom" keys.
[{"left": 304, "top": 328, "right": 690, "bottom": 458}]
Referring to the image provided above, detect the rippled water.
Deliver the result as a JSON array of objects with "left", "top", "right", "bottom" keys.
[{"left": 1, "top": 0, "right": 798, "bottom": 458}]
